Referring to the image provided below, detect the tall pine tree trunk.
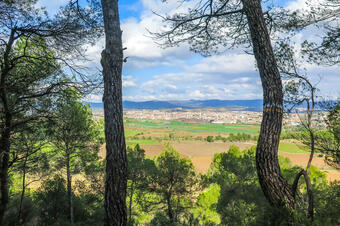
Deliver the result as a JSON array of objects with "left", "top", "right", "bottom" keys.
[
  {"left": 66, "top": 151, "right": 74, "bottom": 224},
  {"left": 101, "top": 0, "right": 127, "bottom": 225},
  {"left": 0, "top": 128, "right": 10, "bottom": 225},
  {"left": 166, "top": 194, "right": 174, "bottom": 223},
  {"left": 242, "top": 0, "right": 295, "bottom": 209},
  {"left": 0, "top": 28, "right": 15, "bottom": 226},
  {"left": 18, "top": 150, "right": 28, "bottom": 225}
]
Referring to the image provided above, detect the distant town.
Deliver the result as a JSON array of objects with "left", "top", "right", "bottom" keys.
[{"left": 101, "top": 109, "right": 328, "bottom": 127}]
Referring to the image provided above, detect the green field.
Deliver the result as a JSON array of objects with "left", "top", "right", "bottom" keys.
[
  {"left": 123, "top": 119, "right": 309, "bottom": 154},
  {"left": 124, "top": 119, "right": 260, "bottom": 134},
  {"left": 278, "top": 142, "right": 308, "bottom": 153},
  {"left": 124, "top": 129, "right": 147, "bottom": 137}
]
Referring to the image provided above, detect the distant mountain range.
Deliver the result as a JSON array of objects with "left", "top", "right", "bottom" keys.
[{"left": 87, "top": 99, "right": 264, "bottom": 112}]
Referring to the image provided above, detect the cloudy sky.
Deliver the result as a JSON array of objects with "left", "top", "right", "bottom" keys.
[{"left": 39, "top": 0, "right": 340, "bottom": 102}]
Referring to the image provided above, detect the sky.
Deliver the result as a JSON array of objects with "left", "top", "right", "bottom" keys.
[{"left": 38, "top": 0, "right": 340, "bottom": 102}]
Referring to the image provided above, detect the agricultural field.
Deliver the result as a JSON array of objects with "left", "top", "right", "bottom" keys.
[
  {"left": 100, "top": 118, "right": 340, "bottom": 181},
  {"left": 124, "top": 118, "right": 260, "bottom": 134}
]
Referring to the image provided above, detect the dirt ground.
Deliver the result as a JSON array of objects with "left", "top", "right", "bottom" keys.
[
  {"left": 141, "top": 142, "right": 340, "bottom": 181},
  {"left": 99, "top": 141, "right": 340, "bottom": 182},
  {"left": 279, "top": 152, "right": 340, "bottom": 181},
  {"left": 141, "top": 142, "right": 254, "bottom": 158}
]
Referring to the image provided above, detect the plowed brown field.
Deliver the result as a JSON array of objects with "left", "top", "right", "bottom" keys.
[{"left": 99, "top": 141, "right": 339, "bottom": 181}]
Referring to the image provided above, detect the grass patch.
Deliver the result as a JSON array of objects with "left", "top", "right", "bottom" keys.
[
  {"left": 124, "top": 119, "right": 260, "bottom": 134},
  {"left": 279, "top": 142, "right": 308, "bottom": 154},
  {"left": 125, "top": 129, "right": 147, "bottom": 137}
]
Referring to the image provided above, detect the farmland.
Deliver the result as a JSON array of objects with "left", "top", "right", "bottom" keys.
[
  {"left": 124, "top": 118, "right": 260, "bottom": 134},
  {"left": 99, "top": 118, "right": 340, "bottom": 181}
]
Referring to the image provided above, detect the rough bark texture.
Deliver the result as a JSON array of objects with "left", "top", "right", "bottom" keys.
[
  {"left": 242, "top": 0, "right": 295, "bottom": 209},
  {"left": 0, "top": 126, "right": 10, "bottom": 225},
  {"left": 18, "top": 152, "right": 28, "bottom": 225},
  {"left": 166, "top": 194, "right": 174, "bottom": 223},
  {"left": 0, "top": 28, "right": 15, "bottom": 226},
  {"left": 66, "top": 151, "right": 74, "bottom": 224},
  {"left": 101, "top": 0, "right": 127, "bottom": 225}
]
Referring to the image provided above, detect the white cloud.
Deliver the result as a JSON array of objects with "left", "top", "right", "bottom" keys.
[
  {"left": 188, "top": 54, "right": 256, "bottom": 74},
  {"left": 231, "top": 77, "right": 251, "bottom": 83},
  {"left": 285, "top": 0, "right": 320, "bottom": 11},
  {"left": 121, "top": 17, "right": 193, "bottom": 69},
  {"left": 123, "top": 75, "right": 137, "bottom": 87},
  {"left": 66, "top": 0, "right": 340, "bottom": 102},
  {"left": 189, "top": 90, "right": 206, "bottom": 99}
]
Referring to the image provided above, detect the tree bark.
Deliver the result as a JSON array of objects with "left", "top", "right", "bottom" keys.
[
  {"left": 0, "top": 127, "right": 11, "bottom": 225},
  {"left": 66, "top": 151, "right": 74, "bottom": 224},
  {"left": 166, "top": 194, "right": 174, "bottom": 223},
  {"left": 0, "top": 28, "right": 15, "bottom": 226},
  {"left": 242, "top": 0, "right": 295, "bottom": 209},
  {"left": 18, "top": 150, "right": 28, "bottom": 225},
  {"left": 101, "top": 0, "right": 127, "bottom": 225}
]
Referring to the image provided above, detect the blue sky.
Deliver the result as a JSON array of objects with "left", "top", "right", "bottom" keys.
[{"left": 39, "top": 0, "right": 340, "bottom": 102}]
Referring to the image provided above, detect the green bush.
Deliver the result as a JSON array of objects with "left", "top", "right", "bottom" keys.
[{"left": 206, "top": 136, "right": 214, "bottom": 142}]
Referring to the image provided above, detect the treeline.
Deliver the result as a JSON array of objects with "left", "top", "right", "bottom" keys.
[
  {"left": 206, "top": 133, "right": 258, "bottom": 143},
  {"left": 126, "top": 132, "right": 258, "bottom": 143},
  {"left": 5, "top": 143, "right": 340, "bottom": 225},
  {"left": 3, "top": 95, "right": 106, "bottom": 225}
]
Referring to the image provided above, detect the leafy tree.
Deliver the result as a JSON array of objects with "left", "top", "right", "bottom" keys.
[
  {"left": 0, "top": 0, "right": 101, "bottom": 222},
  {"left": 35, "top": 174, "right": 105, "bottom": 226},
  {"left": 9, "top": 122, "right": 50, "bottom": 225},
  {"left": 154, "top": 0, "right": 297, "bottom": 211},
  {"left": 313, "top": 181, "right": 340, "bottom": 225},
  {"left": 126, "top": 144, "right": 155, "bottom": 224},
  {"left": 148, "top": 144, "right": 200, "bottom": 224},
  {"left": 207, "top": 145, "right": 328, "bottom": 225},
  {"left": 35, "top": 175, "right": 70, "bottom": 225},
  {"left": 0, "top": 36, "right": 68, "bottom": 223},
  {"left": 315, "top": 102, "right": 340, "bottom": 169},
  {"left": 208, "top": 146, "right": 269, "bottom": 225},
  {"left": 192, "top": 184, "right": 221, "bottom": 225},
  {"left": 49, "top": 95, "right": 102, "bottom": 224},
  {"left": 100, "top": 0, "right": 127, "bottom": 224}
]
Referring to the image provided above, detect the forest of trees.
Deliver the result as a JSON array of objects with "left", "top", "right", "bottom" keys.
[{"left": 0, "top": 0, "right": 339, "bottom": 225}]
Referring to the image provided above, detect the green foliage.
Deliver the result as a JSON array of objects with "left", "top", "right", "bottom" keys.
[
  {"left": 314, "top": 181, "right": 340, "bottom": 225},
  {"left": 49, "top": 96, "right": 102, "bottom": 174},
  {"left": 205, "top": 133, "right": 257, "bottom": 143},
  {"left": 124, "top": 143, "right": 202, "bottom": 224},
  {"left": 207, "top": 146, "right": 269, "bottom": 225},
  {"left": 34, "top": 175, "right": 104, "bottom": 226},
  {"left": 35, "top": 175, "right": 69, "bottom": 225},
  {"left": 226, "top": 133, "right": 255, "bottom": 142},
  {"left": 315, "top": 102, "right": 340, "bottom": 169},
  {"left": 205, "top": 145, "right": 333, "bottom": 225},
  {"left": 3, "top": 191, "right": 37, "bottom": 225},
  {"left": 206, "top": 136, "right": 214, "bottom": 142},
  {"left": 126, "top": 144, "right": 156, "bottom": 224},
  {"left": 149, "top": 144, "right": 200, "bottom": 223},
  {"left": 281, "top": 130, "right": 305, "bottom": 140},
  {"left": 192, "top": 184, "right": 221, "bottom": 225}
]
